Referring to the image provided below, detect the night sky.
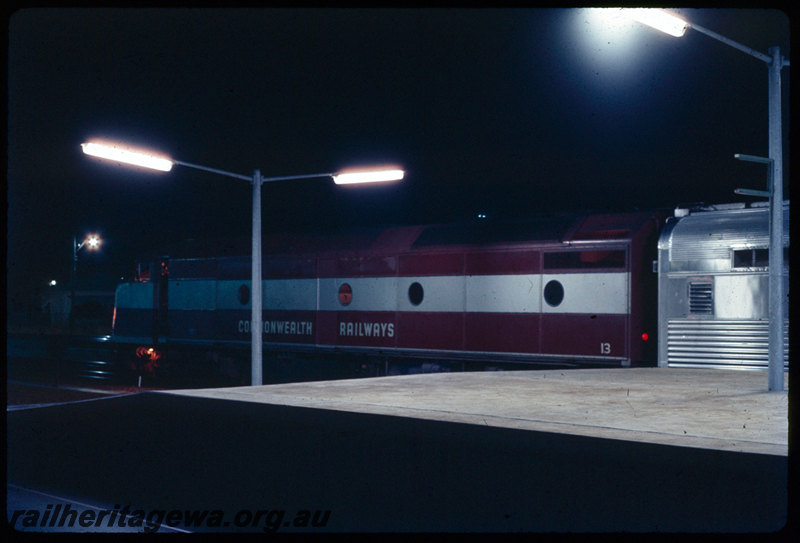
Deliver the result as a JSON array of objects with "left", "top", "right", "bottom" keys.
[{"left": 7, "top": 8, "right": 792, "bottom": 313}]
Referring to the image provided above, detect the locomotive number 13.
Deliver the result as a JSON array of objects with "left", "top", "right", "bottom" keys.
[{"left": 600, "top": 343, "right": 612, "bottom": 355}]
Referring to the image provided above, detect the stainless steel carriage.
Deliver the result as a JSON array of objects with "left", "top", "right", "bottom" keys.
[{"left": 657, "top": 202, "right": 789, "bottom": 369}]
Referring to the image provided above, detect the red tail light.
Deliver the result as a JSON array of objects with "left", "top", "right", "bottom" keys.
[{"left": 136, "top": 346, "right": 162, "bottom": 361}]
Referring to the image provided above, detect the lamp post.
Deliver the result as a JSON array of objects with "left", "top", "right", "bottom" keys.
[
  {"left": 618, "top": 9, "right": 789, "bottom": 391},
  {"left": 70, "top": 233, "right": 102, "bottom": 331},
  {"left": 82, "top": 141, "right": 404, "bottom": 385}
]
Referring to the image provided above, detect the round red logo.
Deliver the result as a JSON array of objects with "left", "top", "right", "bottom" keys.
[{"left": 338, "top": 283, "right": 353, "bottom": 306}]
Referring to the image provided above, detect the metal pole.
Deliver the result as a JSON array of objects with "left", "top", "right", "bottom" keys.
[
  {"left": 767, "top": 46, "right": 784, "bottom": 392},
  {"left": 685, "top": 24, "right": 788, "bottom": 392},
  {"left": 688, "top": 22, "right": 772, "bottom": 63},
  {"left": 251, "top": 169, "right": 263, "bottom": 386},
  {"left": 70, "top": 235, "right": 77, "bottom": 331},
  {"left": 167, "top": 161, "right": 338, "bottom": 387}
]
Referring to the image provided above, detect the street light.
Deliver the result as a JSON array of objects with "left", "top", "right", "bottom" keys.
[
  {"left": 82, "top": 140, "right": 404, "bottom": 386},
  {"left": 618, "top": 8, "right": 789, "bottom": 391},
  {"left": 71, "top": 233, "right": 102, "bottom": 330}
]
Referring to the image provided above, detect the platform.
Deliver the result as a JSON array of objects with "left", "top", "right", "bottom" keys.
[
  {"left": 7, "top": 367, "right": 790, "bottom": 532},
  {"left": 168, "top": 367, "right": 788, "bottom": 456}
]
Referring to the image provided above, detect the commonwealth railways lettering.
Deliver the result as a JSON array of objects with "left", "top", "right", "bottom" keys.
[
  {"left": 237, "top": 319, "right": 395, "bottom": 338},
  {"left": 339, "top": 321, "right": 395, "bottom": 338},
  {"left": 238, "top": 320, "right": 313, "bottom": 335}
]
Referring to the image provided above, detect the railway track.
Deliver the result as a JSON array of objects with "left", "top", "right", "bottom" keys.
[
  {"left": 8, "top": 335, "right": 121, "bottom": 385},
  {"left": 6, "top": 381, "right": 141, "bottom": 409},
  {"left": 64, "top": 343, "right": 117, "bottom": 381}
]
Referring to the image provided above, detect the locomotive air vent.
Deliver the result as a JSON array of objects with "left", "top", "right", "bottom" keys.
[{"left": 688, "top": 281, "right": 713, "bottom": 315}]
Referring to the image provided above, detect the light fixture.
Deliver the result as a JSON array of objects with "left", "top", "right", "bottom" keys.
[
  {"left": 333, "top": 169, "right": 405, "bottom": 185},
  {"left": 81, "top": 141, "right": 174, "bottom": 172},
  {"left": 619, "top": 8, "right": 688, "bottom": 37}
]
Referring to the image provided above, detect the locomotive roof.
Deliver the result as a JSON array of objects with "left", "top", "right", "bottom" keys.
[
  {"left": 157, "top": 210, "right": 661, "bottom": 279},
  {"left": 153, "top": 210, "right": 661, "bottom": 265},
  {"left": 253, "top": 210, "right": 657, "bottom": 256}
]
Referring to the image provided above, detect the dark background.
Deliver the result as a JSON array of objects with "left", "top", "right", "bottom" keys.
[{"left": 7, "top": 8, "right": 792, "bottom": 315}]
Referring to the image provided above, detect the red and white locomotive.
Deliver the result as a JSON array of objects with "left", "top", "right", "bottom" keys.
[{"left": 113, "top": 209, "right": 664, "bottom": 382}]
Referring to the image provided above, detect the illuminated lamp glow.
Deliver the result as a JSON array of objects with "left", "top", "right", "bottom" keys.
[
  {"left": 619, "top": 8, "right": 688, "bottom": 37},
  {"left": 81, "top": 141, "right": 174, "bottom": 172},
  {"left": 641, "top": 332, "right": 650, "bottom": 342},
  {"left": 86, "top": 234, "right": 101, "bottom": 249},
  {"left": 333, "top": 168, "right": 404, "bottom": 185}
]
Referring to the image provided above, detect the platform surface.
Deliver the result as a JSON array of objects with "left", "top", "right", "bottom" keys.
[
  {"left": 167, "top": 367, "right": 789, "bottom": 456},
  {"left": 8, "top": 367, "right": 790, "bottom": 532}
]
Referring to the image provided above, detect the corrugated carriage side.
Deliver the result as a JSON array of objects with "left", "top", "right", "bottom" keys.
[{"left": 657, "top": 202, "right": 789, "bottom": 369}]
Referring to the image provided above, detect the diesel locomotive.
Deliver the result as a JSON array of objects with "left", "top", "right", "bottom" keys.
[{"left": 111, "top": 201, "right": 788, "bottom": 383}]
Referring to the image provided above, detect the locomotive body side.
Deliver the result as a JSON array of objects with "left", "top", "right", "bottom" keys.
[{"left": 112, "top": 210, "right": 664, "bottom": 379}]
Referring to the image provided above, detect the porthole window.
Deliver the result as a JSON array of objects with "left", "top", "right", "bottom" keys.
[
  {"left": 338, "top": 283, "right": 353, "bottom": 306},
  {"left": 238, "top": 284, "right": 250, "bottom": 305},
  {"left": 408, "top": 282, "right": 424, "bottom": 306},
  {"left": 544, "top": 280, "right": 564, "bottom": 307}
]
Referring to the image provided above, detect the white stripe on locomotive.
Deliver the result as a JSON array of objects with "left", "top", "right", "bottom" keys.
[{"left": 146, "top": 273, "right": 631, "bottom": 316}]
